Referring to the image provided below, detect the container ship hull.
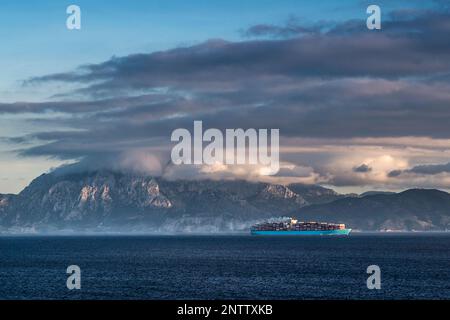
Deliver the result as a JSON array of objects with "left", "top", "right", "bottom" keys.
[{"left": 251, "top": 229, "right": 351, "bottom": 236}]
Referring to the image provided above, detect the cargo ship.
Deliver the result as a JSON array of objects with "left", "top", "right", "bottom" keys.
[{"left": 251, "top": 218, "right": 351, "bottom": 236}]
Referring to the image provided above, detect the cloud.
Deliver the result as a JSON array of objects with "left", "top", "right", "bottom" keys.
[
  {"left": 353, "top": 164, "right": 372, "bottom": 173},
  {"left": 162, "top": 161, "right": 321, "bottom": 185},
  {"left": 2, "top": 6, "right": 450, "bottom": 190},
  {"left": 26, "top": 10, "right": 450, "bottom": 92},
  {"left": 389, "top": 162, "right": 450, "bottom": 177},
  {"left": 241, "top": 16, "right": 324, "bottom": 38},
  {"left": 9, "top": 9, "right": 449, "bottom": 143},
  {"left": 409, "top": 162, "right": 450, "bottom": 175},
  {"left": 388, "top": 170, "right": 403, "bottom": 178},
  {"left": 0, "top": 94, "right": 178, "bottom": 115}
]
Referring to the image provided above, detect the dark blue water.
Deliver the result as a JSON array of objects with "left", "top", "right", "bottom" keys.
[{"left": 0, "top": 234, "right": 449, "bottom": 299}]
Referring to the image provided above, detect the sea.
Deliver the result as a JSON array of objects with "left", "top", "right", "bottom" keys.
[{"left": 0, "top": 233, "right": 449, "bottom": 300}]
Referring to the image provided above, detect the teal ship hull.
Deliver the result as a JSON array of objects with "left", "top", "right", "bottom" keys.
[{"left": 251, "top": 229, "right": 351, "bottom": 236}]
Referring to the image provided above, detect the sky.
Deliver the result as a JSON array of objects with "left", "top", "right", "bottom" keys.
[{"left": 1, "top": 0, "right": 450, "bottom": 194}]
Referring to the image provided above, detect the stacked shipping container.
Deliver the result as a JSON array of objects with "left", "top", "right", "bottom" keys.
[{"left": 252, "top": 218, "right": 346, "bottom": 231}]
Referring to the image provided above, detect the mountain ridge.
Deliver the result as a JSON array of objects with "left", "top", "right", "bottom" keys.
[
  {"left": 0, "top": 170, "right": 449, "bottom": 233},
  {"left": 296, "top": 188, "right": 450, "bottom": 231}
]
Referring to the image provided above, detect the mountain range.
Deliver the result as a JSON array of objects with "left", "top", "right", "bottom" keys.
[{"left": 0, "top": 170, "right": 449, "bottom": 233}]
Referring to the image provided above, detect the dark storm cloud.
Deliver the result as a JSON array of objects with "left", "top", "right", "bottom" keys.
[
  {"left": 388, "top": 170, "right": 403, "bottom": 178},
  {"left": 13, "top": 79, "right": 450, "bottom": 161},
  {"left": 241, "top": 16, "right": 324, "bottom": 38},
  {"left": 353, "top": 164, "right": 372, "bottom": 173},
  {"left": 410, "top": 162, "right": 450, "bottom": 175},
  {"left": 27, "top": 34, "right": 450, "bottom": 91},
  {"left": 2, "top": 6, "right": 450, "bottom": 189},
  {"left": 389, "top": 162, "right": 450, "bottom": 177},
  {"left": 27, "top": 10, "right": 450, "bottom": 94},
  {"left": 0, "top": 94, "right": 177, "bottom": 114},
  {"left": 8, "top": 79, "right": 450, "bottom": 141}
]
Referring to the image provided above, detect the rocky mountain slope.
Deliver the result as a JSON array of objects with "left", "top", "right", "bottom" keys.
[
  {"left": 287, "top": 183, "right": 353, "bottom": 204},
  {"left": 0, "top": 171, "right": 319, "bottom": 233}
]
